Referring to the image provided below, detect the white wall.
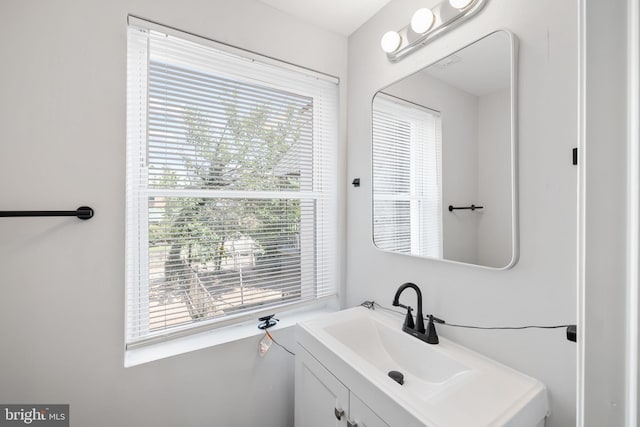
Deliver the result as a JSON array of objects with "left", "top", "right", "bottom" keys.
[
  {"left": 347, "top": 1, "right": 577, "bottom": 427},
  {"left": 0, "top": 1, "right": 347, "bottom": 426}
]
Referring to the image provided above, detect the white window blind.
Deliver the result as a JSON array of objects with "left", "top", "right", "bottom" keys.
[
  {"left": 126, "top": 18, "right": 338, "bottom": 347},
  {"left": 372, "top": 93, "right": 442, "bottom": 258}
]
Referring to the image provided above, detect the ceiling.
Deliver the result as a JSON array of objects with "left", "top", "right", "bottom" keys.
[{"left": 257, "top": 0, "right": 392, "bottom": 36}]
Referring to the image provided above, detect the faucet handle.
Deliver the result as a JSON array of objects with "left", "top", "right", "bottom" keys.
[
  {"left": 426, "top": 315, "right": 439, "bottom": 344},
  {"left": 430, "top": 315, "right": 445, "bottom": 324},
  {"left": 402, "top": 305, "right": 415, "bottom": 330}
]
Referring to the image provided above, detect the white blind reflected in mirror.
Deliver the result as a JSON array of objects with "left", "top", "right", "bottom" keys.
[{"left": 372, "top": 93, "right": 443, "bottom": 258}]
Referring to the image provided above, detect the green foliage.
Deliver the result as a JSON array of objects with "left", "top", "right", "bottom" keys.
[{"left": 158, "top": 91, "right": 311, "bottom": 281}]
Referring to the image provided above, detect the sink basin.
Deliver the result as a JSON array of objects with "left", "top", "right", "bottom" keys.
[
  {"left": 323, "top": 310, "right": 471, "bottom": 398},
  {"left": 296, "top": 307, "right": 548, "bottom": 427}
]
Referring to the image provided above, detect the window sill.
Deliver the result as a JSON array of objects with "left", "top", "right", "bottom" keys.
[{"left": 124, "top": 301, "right": 338, "bottom": 367}]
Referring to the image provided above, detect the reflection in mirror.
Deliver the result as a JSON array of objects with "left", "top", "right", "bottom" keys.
[{"left": 372, "top": 30, "right": 518, "bottom": 269}]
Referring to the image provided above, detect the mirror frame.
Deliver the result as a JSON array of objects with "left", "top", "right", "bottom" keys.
[{"left": 371, "top": 29, "right": 520, "bottom": 270}]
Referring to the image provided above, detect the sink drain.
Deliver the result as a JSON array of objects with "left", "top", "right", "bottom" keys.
[{"left": 388, "top": 370, "right": 404, "bottom": 385}]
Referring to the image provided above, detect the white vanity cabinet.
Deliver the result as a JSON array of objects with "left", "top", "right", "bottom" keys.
[
  {"left": 294, "top": 308, "right": 549, "bottom": 427},
  {"left": 349, "top": 393, "right": 389, "bottom": 427},
  {"left": 295, "top": 345, "right": 388, "bottom": 427}
]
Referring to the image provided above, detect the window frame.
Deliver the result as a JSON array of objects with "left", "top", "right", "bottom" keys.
[{"left": 125, "top": 16, "right": 339, "bottom": 350}]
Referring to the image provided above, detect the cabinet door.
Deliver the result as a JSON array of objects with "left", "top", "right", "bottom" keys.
[
  {"left": 295, "top": 347, "right": 349, "bottom": 427},
  {"left": 348, "top": 393, "right": 389, "bottom": 427}
]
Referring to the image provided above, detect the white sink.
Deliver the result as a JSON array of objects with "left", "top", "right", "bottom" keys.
[
  {"left": 296, "top": 307, "right": 549, "bottom": 427},
  {"left": 323, "top": 310, "right": 471, "bottom": 399}
]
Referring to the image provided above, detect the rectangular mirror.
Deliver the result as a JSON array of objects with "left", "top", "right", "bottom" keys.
[{"left": 372, "top": 30, "right": 518, "bottom": 269}]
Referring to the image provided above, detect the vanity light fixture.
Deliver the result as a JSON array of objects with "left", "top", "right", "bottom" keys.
[
  {"left": 380, "top": 30, "right": 402, "bottom": 53},
  {"left": 380, "top": 0, "right": 488, "bottom": 62},
  {"left": 410, "top": 8, "right": 435, "bottom": 34}
]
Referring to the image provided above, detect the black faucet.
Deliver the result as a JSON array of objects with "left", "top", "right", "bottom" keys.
[{"left": 392, "top": 282, "right": 439, "bottom": 345}]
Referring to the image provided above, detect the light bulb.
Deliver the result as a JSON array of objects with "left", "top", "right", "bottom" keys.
[
  {"left": 410, "top": 8, "right": 435, "bottom": 34},
  {"left": 449, "top": 0, "right": 474, "bottom": 9},
  {"left": 380, "top": 31, "right": 402, "bottom": 53}
]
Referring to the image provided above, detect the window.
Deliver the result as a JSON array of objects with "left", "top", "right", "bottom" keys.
[
  {"left": 126, "top": 18, "right": 338, "bottom": 348},
  {"left": 372, "top": 93, "right": 442, "bottom": 258}
]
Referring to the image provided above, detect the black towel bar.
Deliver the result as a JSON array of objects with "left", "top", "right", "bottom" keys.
[
  {"left": 448, "top": 204, "right": 483, "bottom": 212},
  {"left": 0, "top": 206, "right": 94, "bottom": 220}
]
